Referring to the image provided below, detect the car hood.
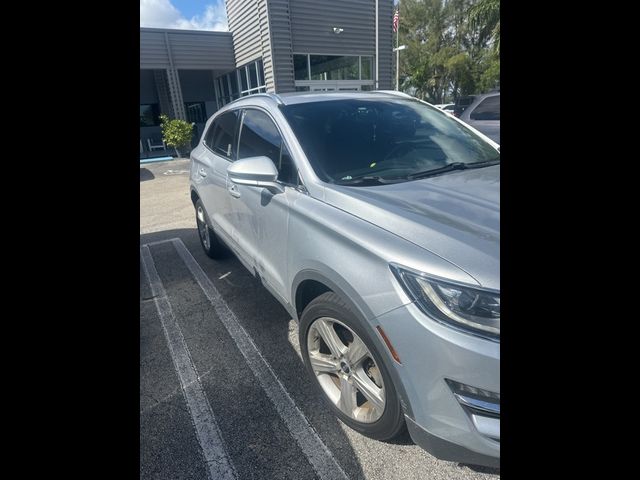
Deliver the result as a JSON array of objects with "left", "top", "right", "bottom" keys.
[{"left": 323, "top": 165, "right": 500, "bottom": 290}]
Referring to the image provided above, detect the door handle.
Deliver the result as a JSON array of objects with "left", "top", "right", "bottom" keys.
[
  {"left": 228, "top": 184, "right": 241, "bottom": 198},
  {"left": 198, "top": 167, "right": 207, "bottom": 178}
]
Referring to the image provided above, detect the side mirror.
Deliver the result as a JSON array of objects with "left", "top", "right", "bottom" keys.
[{"left": 227, "top": 156, "right": 284, "bottom": 194}]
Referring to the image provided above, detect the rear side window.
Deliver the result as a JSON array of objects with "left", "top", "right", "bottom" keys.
[
  {"left": 205, "top": 110, "right": 239, "bottom": 159},
  {"left": 238, "top": 109, "right": 298, "bottom": 185},
  {"left": 470, "top": 96, "right": 500, "bottom": 121}
]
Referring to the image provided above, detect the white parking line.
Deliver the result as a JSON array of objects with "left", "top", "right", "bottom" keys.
[
  {"left": 140, "top": 245, "right": 237, "bottom": 480},
  {"left": 169, "top": 237, "right": 350, "bottom": 480}
]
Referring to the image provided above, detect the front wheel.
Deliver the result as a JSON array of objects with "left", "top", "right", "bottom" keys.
[{"left": 299, "top": 292, "right": 406, "bottom": 440}]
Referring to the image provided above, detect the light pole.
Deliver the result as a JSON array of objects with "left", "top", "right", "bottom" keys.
[
  {"left": 393, "top": 45, "right": 406, "bottom": 91},
  {"left": 375, "top": 0, "right": 379, "bottom": 90}
]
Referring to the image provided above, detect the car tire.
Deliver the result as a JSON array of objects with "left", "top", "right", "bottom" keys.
[
  {"left": 299, "top": 292, "right": 406, "bottom": 441},
  {"left": 195, "top": 199, "right": 227, "bottom": 259}
]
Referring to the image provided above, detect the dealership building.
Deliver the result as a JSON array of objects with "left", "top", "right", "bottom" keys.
[{"left": 140, "top": 0, "right": 394, "bottom": 155}]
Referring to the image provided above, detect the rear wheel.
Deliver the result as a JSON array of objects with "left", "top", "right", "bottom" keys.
[
  {"left": 195, "top": 199, "right": 227, "bottom": 259},
  {"left": 300, "top": 292, "right": 405, "bottom": 440}
]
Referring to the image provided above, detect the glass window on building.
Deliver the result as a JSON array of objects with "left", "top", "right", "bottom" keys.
[
  {"left": 360, "top": 57, "right": 372, "bottom": 80},
  {"left": 310, "top": 55, "right": 359, "bottom": 81},
  {"left": 140, "top": 104, "right": 160, "bottom": 127},
  {"left": 257, "top": 59, "right": 264, "bottom": 86},
  {"left": 185, "top": 102, "right": 207, "bottom": 123},
  {"left": 240, "top": 67, "right": 248, "bottom": 91},
  {"left": 248, "top": 62, "right": 258, "bottom": 90},
  {"left": 294, "top": 55, "right": 309, "bottom": 80},
  {"left": 229, "top": 73, "right": 239, "bottom": 98}
]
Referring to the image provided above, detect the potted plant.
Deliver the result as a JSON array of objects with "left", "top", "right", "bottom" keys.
[{"left": 159, "top": 114, "right": 194, "bottom": 158}]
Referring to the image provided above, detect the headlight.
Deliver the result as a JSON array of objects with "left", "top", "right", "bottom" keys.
[{"left": 390, "top": 264, "right": 500, "bottom": 340}]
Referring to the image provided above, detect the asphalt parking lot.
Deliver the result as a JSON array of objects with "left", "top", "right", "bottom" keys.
[{"left": 140, "top": 158, "right": 500, "bottom": 480}]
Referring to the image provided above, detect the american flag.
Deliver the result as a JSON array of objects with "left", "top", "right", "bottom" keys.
[{"left": 393, "top": 9, "right": 399, "bottom": 33}]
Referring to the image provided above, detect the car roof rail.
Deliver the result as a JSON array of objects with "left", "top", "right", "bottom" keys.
[
  {"left": 224, "top": 92, "right": 284, "bottom": 107},
  {"left": 371, "top": 90, "right": 414, "bottom": 99}
]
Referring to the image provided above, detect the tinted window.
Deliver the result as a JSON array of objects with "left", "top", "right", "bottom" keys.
[
  {"left": 140, "top": 104, "right": 160, "bottom": 127},
  {"left": 185, "top": 102, "right": 207, "bottom": 123},
  {"left": 294, "top": 54, "right": 309, "bottom": 80},
  {"left": 248, "top": 63, "right": 258, "bottom": 89},
  {"left": 238, "top": 109, "right": 297, "bottom": 185},
  {"left": 470, "top": 95, "right": 500, "bottom": 121},
  {"left": 207, "top": 110, "right": 239, "bottom": 159},
  {"left": 240, "top": 67, "right": 248, "bottom": 91},
  {"left": 310, "top": 55, "right": 359, "bottom": 81},
  {"left": 361, "top": 57, "right": 372, "bottom": 80},
  {"left": 281, "top": 99, "right": 498, "bottom": 183}
]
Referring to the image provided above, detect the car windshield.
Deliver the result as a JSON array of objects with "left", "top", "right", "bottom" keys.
[{"left": 280, "top": 98, "right": 499, "bottom": 184}]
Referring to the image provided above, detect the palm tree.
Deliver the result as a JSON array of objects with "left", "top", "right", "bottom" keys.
[{"left": 468, "top": 0, "right": 500, "bottom": 54}]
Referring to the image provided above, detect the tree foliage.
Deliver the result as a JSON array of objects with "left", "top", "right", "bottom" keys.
[
  {"left": 398, "top": 0, "right": 500, "bottom": 103},
  {"left": 159, "top": 114, "right": 194, "bottom": 155}
]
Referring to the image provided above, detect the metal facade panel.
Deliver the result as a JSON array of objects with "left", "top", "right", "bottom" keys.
[
  {"left": 265, "top": 0, "right": 295, "bottom": 92},
  {"left": 140, "top": 31, "right": 170, "bottom": 69},
  {"left": 226, "top": 0, "right": 264, "bottom": 67},
  {"left": 168, "top": 32, "right": 235, "bottom": 70},
  {"left": 289, "top": 0, "right": 374, "bottom": 54},
  {"left": 377, "top": 0, "right": 393, "bottom": 89},
  {"left": 141, "top": 28, "right": 235, "bottom": 70},
  {"left": 287, "top": 0, "right": 393, "bottom": 88}
]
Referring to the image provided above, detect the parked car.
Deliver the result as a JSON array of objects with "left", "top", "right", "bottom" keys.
[
  {"left": 458, "top": 92, "right": 500, "bottom": 144},
  {"left": 190, "top": 91, "right": 500, "bottom": 468},
  {"left": 434, "top": 103, "right": 455, "bottom": 114},
  {"left": 453, "top": 95, "right": 477, "bottom": 117}
]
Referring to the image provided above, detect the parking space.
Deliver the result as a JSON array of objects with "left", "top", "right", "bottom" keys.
[{"left": 140, "top": 160, "right": 500, "bottom": 479}]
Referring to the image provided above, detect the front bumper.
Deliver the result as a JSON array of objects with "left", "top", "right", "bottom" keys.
[{"left": 375, "top": 302, "right": 500, "bottom": 467}]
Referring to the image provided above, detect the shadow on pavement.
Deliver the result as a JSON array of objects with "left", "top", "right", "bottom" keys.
[
  {"left": 140, "top": 168, "right": 155, "bottom": 182},
  {"left": 461, "top": 463, "right": 500, "bottom": 475},
  {"left": 140, "top": 227, "right": 367, "bottom": 479}
]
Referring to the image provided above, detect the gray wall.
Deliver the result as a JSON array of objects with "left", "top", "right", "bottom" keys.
[
  {"left": 178, "top": 70, "right": 216, "bottom": 102},
  {"left": 140, "top": 70, "right": 159, "bottom": 104},
  {"left": 140, "top": 28, "right": 235, "bottom": 70},
  {"left": 265, "top": 0, "right": 295, "bottom": 92},
  {"left": 288, "top": 0, "right": 393, "bottom": 89},
  {"left": 226, "top": 0, "right": 263, "bottom": 67}
]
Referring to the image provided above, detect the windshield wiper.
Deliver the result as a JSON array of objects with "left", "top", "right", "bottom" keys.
[
  {"left": 407, "top": 159, "right": 500, "bottom": 180},
  {"left": 333, "top": 176, "right": 405, "bottom": 186}
]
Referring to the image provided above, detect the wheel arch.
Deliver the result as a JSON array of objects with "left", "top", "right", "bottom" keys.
[
  {"left": 292, "top": 268, "right": 414, "bottom": 418},
  {"left": 190, "top": 187, "right": 200, "bottom": 206}
]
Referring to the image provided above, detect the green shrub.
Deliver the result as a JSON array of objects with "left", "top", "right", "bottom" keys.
[{"left": 160, "top": 114, "right": 194, "bottom": 156}]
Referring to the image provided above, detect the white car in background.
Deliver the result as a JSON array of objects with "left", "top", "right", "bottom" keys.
[{"left": 434, "top": 103, "right": 455, "bottom": 114}]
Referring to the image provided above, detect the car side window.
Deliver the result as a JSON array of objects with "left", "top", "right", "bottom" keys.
[
  {"left": 470, "top": 96, "right": 500, "bottom": 121},
  {"left": 238, "top": 109, "right": 298, "bottom": 185},
  {"left": 203, "top": 121, "right": 216, "bottom": 148},
  {"left": 207, "top": 110, "right": 239, "bottom": 160}
]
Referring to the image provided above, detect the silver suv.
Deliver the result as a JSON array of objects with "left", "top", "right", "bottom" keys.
[
  {"left": 190, "top": 92, "right": 500, "bottom": 468},
  {"left": 458, "top": 92, "right": 500, "bottom": 144}
]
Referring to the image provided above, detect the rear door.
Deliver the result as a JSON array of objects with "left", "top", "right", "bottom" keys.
[{"left": 198, "top": 110, "right": 240, "bottom": 247}]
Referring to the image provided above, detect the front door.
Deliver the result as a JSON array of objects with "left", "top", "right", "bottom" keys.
[{"left": 227, "top": 108, "right": 301, "bottom": 302}]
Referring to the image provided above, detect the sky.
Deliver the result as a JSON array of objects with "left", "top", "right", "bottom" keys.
[{"left": 140, "top": 0, "right": 229, "bottom": 31}]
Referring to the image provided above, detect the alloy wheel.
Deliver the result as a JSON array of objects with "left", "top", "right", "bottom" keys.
[
  {"left": 196, "top": 205, "right": 210, "bottom": 250},
  {"left": 306, "top": 317, "right": 386, "bottom": 423}
]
